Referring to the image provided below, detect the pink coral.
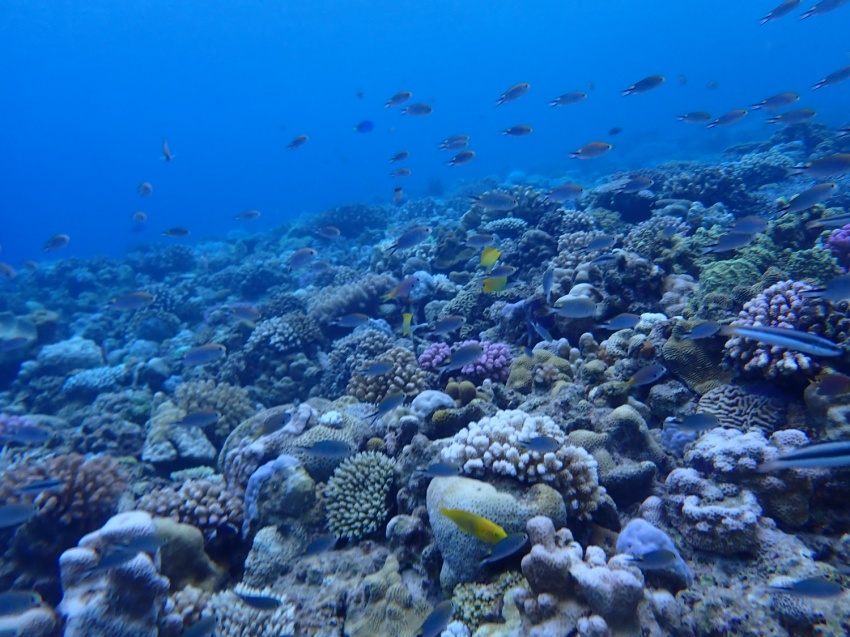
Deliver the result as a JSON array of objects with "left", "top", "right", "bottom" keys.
[
  {"left": 417, "top": 342, "right": 451, "bottom": 371},
  {"left": 826, "top": 223, "right": 850, "bottom": 268},
  {"left": 418, "top": 340, "right": 513, "bottom": 384}
]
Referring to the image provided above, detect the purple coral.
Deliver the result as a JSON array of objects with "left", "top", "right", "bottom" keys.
[
  {"left": 826, "top": 223, "right": 850, "bottom": 268},
  {"left": 723, "top": 279, "right": 834, "bottom": 378},
  {"left": 418, "top": 340, "right": 513, "bottom": 384},
  {"left": 459, "top": 340, "right": 513, "bottom": 383},
  {"left": 417, "top": 342, "right": 451, "bottom": 371}
]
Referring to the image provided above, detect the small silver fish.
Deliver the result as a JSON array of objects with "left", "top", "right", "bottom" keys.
[
  {"left": 297, "top": 440, "right": 353, "bottom": 457},
  {"left": 367, "top": 392, "right": 407, "bottom": 422},
  {"left": 0, "top": 591, "right": 42, "bottom": 616},
  {"left": 439, "top": 134, "right": 469, "bottom": 151},
  {"left": 583, "top": 235, "right": 616, "bottom": 251},
  {"left": 801, "top": 0, "right": 850, "bottom": 21},
  {"left": 800, "top": 274, "right": 850, "bottom": 302},
  {"left": 401, "top": 102, "right": 433, "bottom": 116},
  {"left": 618, "top": 177, "right": 654, "bottom": 193},
  {"left": 701, "top": 232, "right": 756, "bottom": 254},
  {"left": 470, "top": 192, "right": 518, "bottom": 211},
  {"left": 487, "top": 265, "right": 517, "bottom": 278},
  {"left": 236, "top": 592, "right": 282, "bottom": 610},
  {"left": 550, "top": 296, "right": 597, "bottom": 319},
  {"left": 677, "top": 112, "right": 712, "bottom": 123},
  {"left": 360, "top": 361, "right": 394, "bottom": 376},
  {"left": 496, "top": 83, "right": 530, "bottom": 106},
  {"left": 182, "top": 343, "right": 227, "bottom": 366},
  {"left": 751, "top": 91, "right": 799, "bottom": 109},
  {"left": 790, "top": 154, "right": 850, "bottom": 178},
  {"left": 706, "top": 109, "right": 747, "bottom": 128},
  {"left": 664, "top": 413, "right": 720, "bottom": 433},
  {"left": 518, "top": 436, "right": 560, "bottom": 453},
  {"left": 779, "top": 183, "right": 837, "bottom": 216},
  {"left": 414, "top": 463, "right": 462, "bottom": 478},
  {"left": 758, "top": 440, "right": 850, "bottom": 472},
  {"left": 303, "top": 533, "right": 338, "bottom": 556},
  {"left": 1, "top": 425, "right": 51, "bottom": 445},
  {"left": 15, "top": 478, "right": 64, "bottom": 496},
  {"left": 549, "top": 91, "right": 586, "bottom": 107},
  {"left": 760, "top": 0, "right": 802, "bottom": 25},
  {"left": 542, "top": 268, "right": 555, "bottom": 304},
  {"left": 0, "top": 503, "right": 38, "bottom": 529},
  {"left": 480, "top": 532, "right": 529, "bottom": 566},
  {"left": 176, "top": 410, "right": 221, "bottom": 428},
  {"left": 388, "top": 226, "right": 432, "bottom": 254},
  {"left": 719, "top": 324, "right": 841, "bottom": 357},
  {"left": 625, "top": 363, "right": 666, "bottom": 388},
  {"left": 622, "top": 75, "right": 665, "bottom": 96},
  {"left": 681, "top": 321, "right": 721, "bottom": 340},
  {"left": 430, "top": 316, "right": 466, "bottom": 335},
  {"left": 466, "top": 234, "right": 497, "bottom": 249},
  {"left": 812, "top": 64, "right": 850, "bottom": 90},
  {"left": 259, "top": 410, "right": 292, "bottom": 437},
  {"left": 766, "top": 108, "right": 817, "bottom": 125},
  {"left": 628, "top": 548, "right": 678, "bottom": 570},
  {"left": 331, "top": 313, "right": 370, "bottom": 328},
  {"left": 439, "top": 344, "right": 485, "bottom": 372},
  {"left": 415, "top": 600, "right": 454, "bottom": 637},
  {"left": 768, "top": 576, "right": 844, "bottom": 598},
  {"left": 599, "top": 313, "right": 640, "bottom": 330},
  {"left": 545, "top": 184, "right": 584, "bottom": 201}
]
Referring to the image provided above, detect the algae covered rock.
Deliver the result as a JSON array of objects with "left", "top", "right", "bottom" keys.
[{"left": 426, "top": 476, "right": 566, "bottom": 589}]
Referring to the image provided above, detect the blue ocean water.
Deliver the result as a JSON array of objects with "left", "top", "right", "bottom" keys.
[{"left": 0, "top": 0, "right": 848, "bottom": 264}]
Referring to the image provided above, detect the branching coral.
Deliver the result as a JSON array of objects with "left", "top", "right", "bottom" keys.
[
  {"left": 175, "top": 379, "right": 256, "bottom": 443},
  {"left": 440, "top": 409, "right": 604, "bottom": 519},
  {"left": 325, "top": 451, "right": 395, "bottom": 541},
  {"left": 136, "top": 477, "right": 243, "bottom": 539},
  {"left": 348, "top": 346, "right": 433, "bottom": 403}
]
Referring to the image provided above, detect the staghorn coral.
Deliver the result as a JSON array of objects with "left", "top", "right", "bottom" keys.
[
  {"left": 348, "top": 346, "right": 433, "bottom": 403},
  {"left": 440, "top": 409, "right": 604, "bottom": 520},
  {"left": 175, "top": 379, "right": 256, "bottom": 443},
  {"left": 136, "top": 477, "right": 243, "bottom": 539},
  {"left": 325, "top": 451, "right": 395, "bottom": 541}
]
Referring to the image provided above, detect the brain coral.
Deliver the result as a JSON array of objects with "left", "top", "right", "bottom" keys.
[
  {"left": 324, "top": 451, "right": 395, "bottom": 541},
  {"left": 347, "top": 346, "right": 433, "bottom": 403},
  {"left": 697, "top": 384, "right": 787, "bottom": 435},
  {"left": 440, "top": 409, "right": 604, "bottom": 519}
]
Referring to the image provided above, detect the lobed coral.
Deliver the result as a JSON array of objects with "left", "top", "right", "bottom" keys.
[{"left": 175, "top": 379, "right": 256, "bottom": 443}]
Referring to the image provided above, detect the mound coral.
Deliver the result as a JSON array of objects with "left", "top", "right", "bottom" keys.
[
  {"left": 348, "top": 346, "right": 433, "bottom": 403},
  {"left": 320, "top": 326, "right": 395, "bottom": 397},
  {"left": 207, "top": 585, "right": 296, "bottom": 637},
  {"left": 440, "top": 409, "right": 605, "bottom": 520},
  {"left": 324, "top": 451, "right": 395, "bottom": 541},
  {"left": 175, "top": 379, "right": 256, "bottom": 443}
]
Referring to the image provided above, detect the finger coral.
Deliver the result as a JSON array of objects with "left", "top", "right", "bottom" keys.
[{"left": 324, "top": 451, "right": 396, "bottom": 541}]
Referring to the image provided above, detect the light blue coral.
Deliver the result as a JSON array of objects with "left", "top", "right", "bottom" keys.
[
  {"left": 62, "top": 365, "right": 126, "bottom": 394},
  {"left": 242, "top": 453, "right": 300, "bottom": 538}
]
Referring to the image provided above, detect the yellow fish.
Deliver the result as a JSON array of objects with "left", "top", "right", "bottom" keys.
[
  {"left": 441, "top": 508, "right": 507, "bottom": 544},
  {"left": 402, "top": 312, "right": 413, "bottom": 336},
  {"left": 482, "top": 276, "right": 509, "bottom": 293},
  {"left": 480, "top": 246, "right": 502, "bottom": 269}
]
